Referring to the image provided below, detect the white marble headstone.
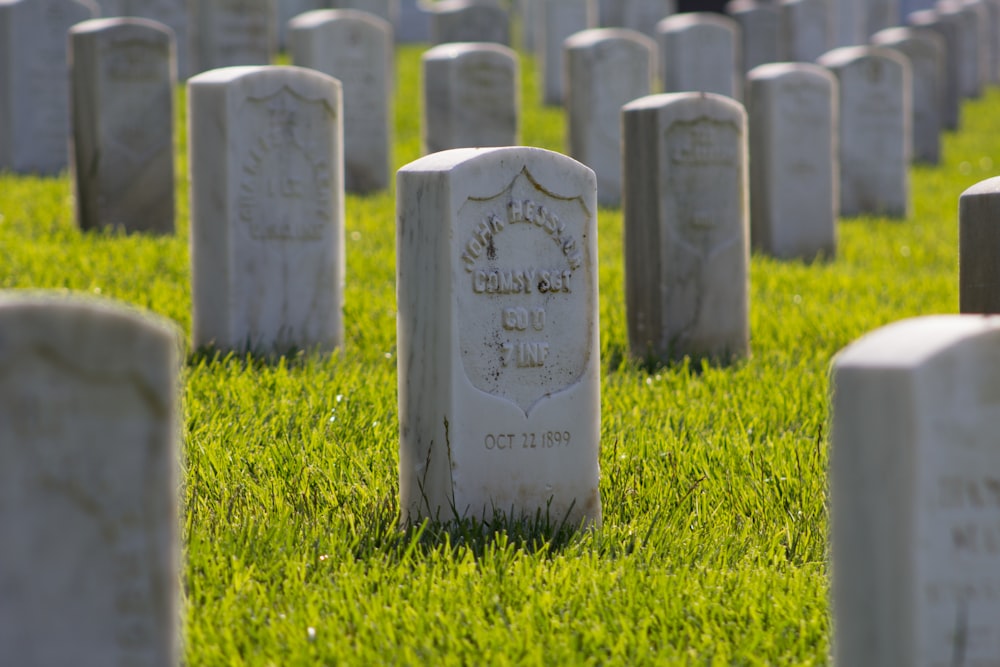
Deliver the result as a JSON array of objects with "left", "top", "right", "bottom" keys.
[
  {"left": 190, "top": 0, "right": 275, "bottom": 75},
  {"left": 289, "top": 9, "right": 392, "bottom": 193},
  {"left": 188, "top": 66, "right": 345, "bottom": 354},
  {"left": 937, "top": 1, "right": 982, "bottom": 98},
  {"left": 832, "top": 315, "right": 1000, "bottom": 667},
  {"left": 421, "top": 42, "right": 519, "bottom": 154},
  {"left": 618, "top": 0, "right": 675, "bottom": 37},
  {"left": 70, "top": 17, "right": 176, "bottom": 234},
  {"left": 564, "top": 28, "right": 654, "bottom": 207},
  {"left": 622, "top": 92, "right": 750, "bottom": 363},
  {"left": 726, "top": 0, "right": 781, "bottom": 73},
  {"left": 330, "top": 0, "right": 398, "bottom": 22},
  {"left": 0, "top": 294, "right": 180, "bottom": 667},
  {"left": 656, "top": 12, "right": 740, "bottom": 99},
  {"left": 276, "top": 0, "right": 324, "bottom": 50},
  {"left": 0, "top": 0, "right": 100, "bottom": 175},
  {"left": 780, "top": 0, "right": 830, "bottom": 62},
  {"left": 430, "top": 0, "right": 509, "bottom": 45},
  {"left": 95, "top": 0, "right": 189, "bottom": 78},
  {"left": 907, "top": 8, "right": 961, "bottom": 130},
  {"left": 536, "top": 0, "right": 596, "bottom": 105},
  {"left": 396, "top": 146, "right": 602, "bottom": 527}
]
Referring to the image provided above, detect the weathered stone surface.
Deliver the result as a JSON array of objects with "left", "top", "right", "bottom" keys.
[
  {"left": 960, "top": 177, "right": 1000, "bottom": 314},
  {"left": 421, "top": 42, "right": 519, "bottom": 154},
  {"left": 872, "top": 26, "right": 944, "bottom": 164},
  {"left": 70, "top": 17, "right": 175, "bottom": 234},
  {"left": 396, "top": 146, "right": 601, "bottom": 527},
  {"left": 726, "top": 0, "right": 781, "bottom": 73},
  {"left": 747, "top": 62, "right": 837, "bottom": 260},
  {"left": 622, "top": 92, "right": 750, "bottom": 363},
  {"left": 907, "top": 8, "right": 961, "bottom": 130},
  {"left": 430, "top": 0, "right": 509, "bottom": 45},
  {"left": 0, "top": 0, "right": 99, "bottom": 175},
  {"left": 289, "top": 9, "right": 392, "bottom": 193},
  {"left": 564, "top": 28, "right": 654, "bottom": 206},
  {"left": 656, "top": 12, "right": 739, "bottom": 99},
  {"left": 190, "top": 0, "right": 275, "bottom": 75},
  {"left": 188, "top": 66, "right": 344, "bottom": 354},
  {"left": 0, "top": 293, "right": 180, "bottom": 667},
  {"left": 536, "top": 0, "right": 595, "bottom": 105},
  {"left": 780, "top": 0, "right": 830, "bottom": 62},
  {"left": 818, "top": 46, "right": 911, "bottom": 218},
  {"left": 831, "top": 315, "right": 1000, "bottom": 667}
]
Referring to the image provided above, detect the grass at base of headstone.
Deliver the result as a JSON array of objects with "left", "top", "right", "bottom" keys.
[{"left": 3, "top": 45, "right": 1000, "bottom": 663}]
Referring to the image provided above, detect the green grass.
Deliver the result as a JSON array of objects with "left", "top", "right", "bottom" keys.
[{"left": 4, "top": 44, "right": 1000, "bottom": 664}]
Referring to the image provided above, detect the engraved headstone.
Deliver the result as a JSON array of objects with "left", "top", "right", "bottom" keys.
[
  {"left": 656, "top": 12, "right": 740, "bottom": 99},
  {"left": 289, "top": 9, "right": 392, "bottom": 193},
  {"left": 276, "top": 0, "right": 323, "bottom": 50},
  {"left": 780, "top": 0, "right": 830, "bottom": 62},
  {"left": 831, "top": 315, "right": 1000, "bottom": 667},
  {"left": 0, "top": 0, "right": 99, "bottom": 175},
  {"left": 430, "top": 0, "right": 509, "bottom": 45},
  {"left": 396, "top": 146, "right": 601, "bottom": 527},
  {"left": 92, "top": 0, "right": 189, "bottom": 78},
  {"left": 70, "top": 18, "right": 175, "bottom": 233},
  {"left": 726, "top": 0, "right": 781, "bottom": 73},
  {"left": 907, "top": 8, "right": 961, "bottom": 130},
  {"left": 872, "top": 26, "right": 944, "bottom": 164},
  {"left": 421, "top": 42, "right": 519, "bottom": 154},
  {"left": 818, "top": 46, "right": 911, "bottom": 218},
  {"left": 622, "top": 92, "right": 750, "bottom": 363},
  {"left": 396, "top": 0, "right": 431, "bottom": 42},
  {"left": 959, "top": 177, "right": 1000, "bottom": 314},
  {"left": 536, "top": 0, "right": 596, "bottom": 105},
  {"left": 190, "top": 0, "right": 275, "bottom": 75},
  {"left": 564, "top": 28, "right": 654, "bottom": 207},
  {"left": 0, "top": 294, "right": 180, "bottom": 667},
  {"left": 188, "top": 66, "right": 344, "bottom": 353},
  {"left": 747, "top": 62, "right": 837, "bottom": 260}
]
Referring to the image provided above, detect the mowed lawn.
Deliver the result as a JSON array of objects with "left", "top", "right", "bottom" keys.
[{"left": 3, "top": 44, "right": 1000, "bottom": 664}]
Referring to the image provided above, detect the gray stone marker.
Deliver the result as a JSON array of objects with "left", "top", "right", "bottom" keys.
[
  {"left": 536, "top": 0, "right": 596, "bottom": 105},
  {"left": 962, "top": 0, "right": 993, "bottom": 87},
  {"left": 831, "top": 315, "right": 1000, "bottom": 667},
  {"left": 397, "top": 0, "right": 431, "bottom": 42},
  {"left": 188, "top": 66, "right": 344, "bottom": 354},
  {"left": 0, "top": 0, "right": 99, "bottom": 175},
  {"left": 518, "top": 0, "right": 536, "bottom": 49},
  {"left": 937, "top": 0, "right": 981, "bottom": 98},
  {"left": 979, "top": 0, "right": 1000, "bottom": 84},
  {"left": 867, "top": 0, "right": 900, "bottom": 35},
  {"left": 818, "top": 46, "right": 911, "bottom": 218},
  {"left": 780, "top": 0, "right": 830, "bottom": 62},
  {"left": 872, "top": 26, "right": 944, "bottom": 164},
  {"left": 618, "top": 0, "right": 675, "bottom": 37},
  {"left": 565, "top": 28, "right": 654, "bottom": 207},
  {"left": 908, "top": 8, "right": 961, "bottom": 130},
  {"left": 835, "top": 0, "right": 864, "bottom": 47},
  {"left": 330, "top": 0, "right": 398, "bottom": 23},
  {"left": 70, "top": 18, "right": 175, "bottom": 234},
  {"left": 421, "top": 42, "right": 519, "bottom": 154},
  {"left": 747, "top": 62, "right": 837, "bottom": 260},
  {"left": 289, "top": 9, "right": 392, "bottom": 193},
  {"left": 430, "top": 0, "right": 509, "bottom": 45},
  {"left": 0, "top": 294, "right": 180, "bottom": 667},
  {"left": 92, "top": 0, "right": 189, "bottom": 78},
  {"left": 726, "top": 0, "right": 781, "bottom": 73},
  {"left": 276, "top": 0, "right": 324, "bottom": 50},
  {"left": 959, "top": 177, "right": 1000, "bottom": 314},
  {"left": 622, "top": 92, "right": 750, "bottom": 363},
  {"left": 396, "top": 146, "right": 601, "bottom": 527},
  {"left": 190, "top": 0, "right": 275, "bottom": 75},
  {"left": 656, "top": 12, "right": 740, "bottom": 99}
]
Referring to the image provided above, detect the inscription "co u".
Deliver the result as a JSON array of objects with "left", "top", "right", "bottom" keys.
[{"left": 503, "top": 307, "right": 545, "bottom": 332}]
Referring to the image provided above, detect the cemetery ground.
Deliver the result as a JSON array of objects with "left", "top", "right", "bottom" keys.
[{"left": 2, "top": 46, "right": 999, "bottom": 664}]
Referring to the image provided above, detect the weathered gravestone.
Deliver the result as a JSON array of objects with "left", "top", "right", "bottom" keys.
[
  {"left": 818, "top": 46, "right": 911, "bottom": 218},
  {"left": 396, "top": 0, "right": 431, "bottom": 43},
  {"left": 430, "top": 0, "right": 509, "bottom": 45},
  {"left": 937, "top": 1, "right": 982, "bottom": 98},
  {"left": 0, "top": 0, "right": 99, "bottom": 175},
  {"left": 907, "top": 8, "right": 961, "bottom": 130},
  {"left": 656, "top": 12, "right": 739, "bottom": 99},
  {"left": 867, "top": 0, "right": 899, "bottom": 35},
  {"left": 835, "top": 0, "right": 864, "bottom": 47},
  {"left": 188, "top": 66, "right": 344, "bottom": 354},
  {"left": 396, "top": 146, "right": 602, "bottom": 527},
  {"left": 617, "top": 0, "right": 676, "bottom": 37},
  {"left": 421, "top": 42, "right": 519, "bottom": 154},
  {"left": 276, "top": 0, "right": 324, "bottom": 50},
  {"left": 978, "top": 0, "right": 1000, "bottom": 84},
  {"left": 872, "top": 26, "right": 944, "bottom": 164},
  {"left": 564, "top": 28, "right": 654, "bottom": 207},
  {"left": 747, "top": 62, "right": 838, "bottom": 260},
  {"left": 726, "top": 0, "right": 781, "bottom": 73},
  {"left": 780, "top": 0, "right": 830, "bottom": 62},
  {"left": 190, "top": 0, "right": 275, "bottom": 75},
  {"left": 330, "top": 0, "right": 399, "bottom": 23},
  {"left": 518, "top": 0, "right": 536, "bottom": 49},
  {"left": 622, "top": 92, "right": 750, "bottom": 363},
  {"left": 0, "top": 294, "right": 180, "bottom": 667},
  {"left": 831, "top": 315, "right": 1000, "bottom": 667},
  {"left": 959, "top": 177, "right": 1000, "bottom": 314},
  {"left": 95, "top": 0, "right": 189, "bottom": 78},
  {"left": 536, "top": 0, "right": 595, "bottom": 105},
  {"left": 289, "top": 9, "right": 392, "bottom": 193},
  {"left": 70, "top": 18, "right": 175, "bottom": 234}
]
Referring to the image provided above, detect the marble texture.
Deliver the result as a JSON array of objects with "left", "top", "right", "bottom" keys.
[
  {"left": 536, "top": 0, "right": 596, "bottom": 105},
  {"left": 188, "top": 66, "right": 345, "bottom": 354},
  {"left": 656, "top": 12, "right": 739, "bottom": 99},
  {"left": 289, "top": 9, "right": 392, "bottom": 193},
  {"left": 622, "top": 92, "right": 750, "bottom": 363},
  {"left": 70, "top": 18, "right": 175, "bottom": 234},
  {"left": 747, "top": 62, "right": 838, "bottom": 260},
  {"left": 831, "top": 315, "right": 1000, "bottom": 667},
  {"left": 959, "top": 177, "right": 1000, "bottom": 313},
  {"left": 430, "top": 0, "right": 509, "bottom": 45},
  {"left": 564, "top": 28, "right": 654, "bottom": 207},
  {"left": 0, "top": 0, "right": 100, "bottom": 175},
  {"left": 872, "top": 26, "right": 944, "bottom": 164},
  {"left": 421, "top": 42, "right": 519, "bottom": 154},
  {"left": 726, "top": 0, "right": 781, "bottom": 73},
  {"left": 818, "top": 46, "right": 911, "bottom": 218},
  {"left": 190, "top": 0, "right": 275, "bottom": 75},
  {"left": 780, "top": 0, "right": 830, "bottom": 62},
  {"left": 0, "top": 293, "right": 180, "bottom": 667},
  {"left": 907, "top": 8, "right": 961, "bottom": 130},
  {"left": 396, "top": 146, "right": 601, "bottom": 527}
]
